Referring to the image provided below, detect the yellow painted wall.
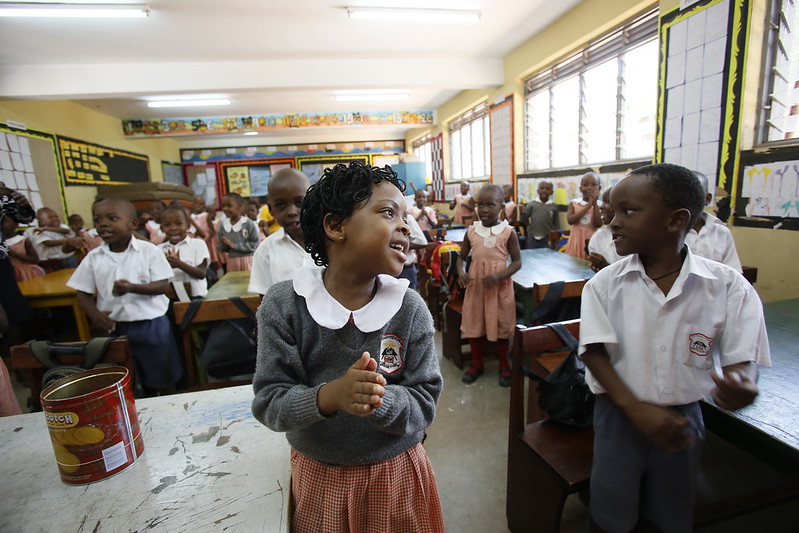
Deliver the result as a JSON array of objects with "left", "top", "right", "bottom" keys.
[{"left": 0, "top": 99, "right": 180, "bottom": 223}]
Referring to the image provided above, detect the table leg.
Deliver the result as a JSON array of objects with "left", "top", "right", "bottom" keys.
[{"left": 71, "top": 299, "right": 91, "bottom": 341}]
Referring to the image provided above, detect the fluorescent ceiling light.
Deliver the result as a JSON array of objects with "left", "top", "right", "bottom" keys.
[
  {"left": 0, "top": 3, "right": 150, "bottom": 18},
  {"left": 346, "top": 7, "right": 480, "bottom": 23},
  {"left": 147, "top": 99, "right": 231, "bottom": 108},
  {"left": 243, "top": 131, "right": 259, "bottom": 136},
  {"left": 335, "top": 94, "right": 410, "bottom": 102}
]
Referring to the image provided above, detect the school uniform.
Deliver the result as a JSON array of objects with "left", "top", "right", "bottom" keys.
[
  {"left": 521, "top": 199, "right": 559, "bottom": 249},
  {"left": 146, "top": 219, "right": 166, "bottom": 245},
  {"left": 217, "top": 217, "right": 259, "bottom": 272},
  {"left": 587, "top": 225, "right": 621, "bottom": 265},
  {"left": 408, "top": 205, "right": 438, "bottom": 231},
  {"left": 248, "top": 227, "right": 311, "bottom": 295},
  {"left": 158, "top": 236, "right": 210, "bottom": 298},
  {"left": 685, "top": 212, "right": 742, "bottom": 272},
  {"left": 579, "top": 249, "right": 771, "bottom": 532},
  {"left": 67, "top": 237, "right": 182, "bottom": 390},
  {"left": 27, "top": 223, "right": 78, "bottom": 269},
  {"left": 398, "top": 215, "right": 427, "bottom": 290}
]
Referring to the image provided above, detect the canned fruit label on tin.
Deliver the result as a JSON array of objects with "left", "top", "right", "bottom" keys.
[{"left": 45, "top": 412, "right": 80, "bottom": 428}]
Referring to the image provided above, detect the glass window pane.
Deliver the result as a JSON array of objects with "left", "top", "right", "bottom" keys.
[
  {"left": 582, "top": 59, "right": 619, "bottom": 164},
  {"left": 451, "top": 130, "right": 462, "bottom": 180},
  {"left": 471, "top": 120, "right": 485, "bottom": 178},
  {"left": 484, "top": 117, "right": 492, "bottom": 177},
  {"left": 461, "top": 123, "right": 472, "bottom": 178},
  {"left": 526, "top": 90, "right": 550, "bottom": 169},
  {"left": 551, "top": 76, "right": 580, "bottom": 168},
  {"left": 622, "top": 39, "right": 658, "bottom": 158}
]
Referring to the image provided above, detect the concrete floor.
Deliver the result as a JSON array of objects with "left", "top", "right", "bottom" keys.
[{"left": 425, "top": 332, "right": 589, "bottom": 533}]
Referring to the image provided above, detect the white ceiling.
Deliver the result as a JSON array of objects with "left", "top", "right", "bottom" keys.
[{"left": 0, "top": 0, "right": 582, "bottom": 144}]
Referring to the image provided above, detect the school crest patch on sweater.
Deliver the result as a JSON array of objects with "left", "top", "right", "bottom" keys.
[{"left": 378, "top": 334, "right": 404, "bottom": 374}]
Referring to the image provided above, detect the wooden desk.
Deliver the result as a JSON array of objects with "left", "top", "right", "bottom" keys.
[
  {"left": 511, "top": 249, "right": 594, "bottom": 325},
  {"left": 173, "top": 271, "right": 261, "bottom": 387},
  {"left": 17, "top": 268, "right": 90, "bottom": 341},
  {"left": 0, "top": 385, "right": 290, "bottom": 532}
]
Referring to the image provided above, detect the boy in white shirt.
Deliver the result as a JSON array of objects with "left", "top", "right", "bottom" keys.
[
  {"left": 587, "top": 187, "right": 622, "bottom": 272},
  {"left": 158, "top": 204, "right": 210, "bottom": 298},
  {"left": 27, "top": 207, "right": 82, "bottom": 270},
  {"left": 68, "top": 198, "right": 182, "bottom": 396},
  {"left": 579, "top": 163, "right": 770, "bottom": 532},
  {"left": 684, "top": 170, "right": 742, "bottom": 272},
  {"left": 249, "top": 169, "right": 313, "bottom": 295}
]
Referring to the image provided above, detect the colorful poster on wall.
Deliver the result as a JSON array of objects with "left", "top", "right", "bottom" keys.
[
  {"left": 58, "top": 136, "right": 150, "bottom": 185},
  {"left": 227, "top": 166, "right": 251, "bottom": 196},
  {"left": 249, "top": 166, "right": 271, "bottom": 197}
]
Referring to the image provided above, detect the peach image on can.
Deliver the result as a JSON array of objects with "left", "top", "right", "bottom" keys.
[{"left": 40, "top": 366, "right": 144, "bottom": 485}]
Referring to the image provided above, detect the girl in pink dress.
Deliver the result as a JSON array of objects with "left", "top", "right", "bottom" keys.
[
  {"left": 217, "top": 193, "right": 258, "bottom": 272},
  {"left": 565, "top": 172, "right": 602, "bottom": 259},
  {"left": 191, "top": 196, "right": 221, "bottom": 267},
  {"left": 456, "top": 184, "right": 522, "bottom": 386},
  {"left": 449, "top": 181, "right": 475, "bottom": 226},
  {"left": 2, "top": 217, "right": 45, "bottom": 281}
]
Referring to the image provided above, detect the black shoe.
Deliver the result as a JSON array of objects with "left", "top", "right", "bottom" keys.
[
  {"left": 461, "top": 367, "right": 484, "bottom": 384},
  {"left": 498, "top": 370, "right": 512, "bottom": 388}
]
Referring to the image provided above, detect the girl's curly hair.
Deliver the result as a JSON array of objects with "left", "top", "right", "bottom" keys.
[{"left": 301, "top": 161, "right": 405, "bottom": 267}]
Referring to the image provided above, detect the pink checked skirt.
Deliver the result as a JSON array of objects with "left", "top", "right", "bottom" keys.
[{"left": 290, "top": 442, "right": 445, "bottom": 533}]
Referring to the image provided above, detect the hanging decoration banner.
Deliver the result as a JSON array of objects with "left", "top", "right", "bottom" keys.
[
  {"left": 58, "top": 136, "right": 150, "bottom": 186},
  {"left": 122, "top": 110, "right": 435, "bottom": 137}
]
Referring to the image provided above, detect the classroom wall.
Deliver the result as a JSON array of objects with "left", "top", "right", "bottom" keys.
[{"left": 0, "top": 99, "right": 181, "bottom": 223}]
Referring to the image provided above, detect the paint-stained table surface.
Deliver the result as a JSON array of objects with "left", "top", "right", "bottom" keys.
[{"left": 0, "top": 385, "right": 290, "bottom": 532}]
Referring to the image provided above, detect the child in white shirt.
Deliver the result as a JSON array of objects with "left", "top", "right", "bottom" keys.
[{"left": 158, "top": 204, "right": 210, "bottom": 298}]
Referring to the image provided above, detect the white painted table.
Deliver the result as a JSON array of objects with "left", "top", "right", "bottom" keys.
[{"left": 0, "top": 385, "right": 290, "bottom": 532}]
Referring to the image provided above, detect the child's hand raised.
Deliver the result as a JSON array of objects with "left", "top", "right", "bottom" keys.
[
  {"left": 626, "top": 401, "right": 695, "bottom": 451},
  {"left": 165, "top": 247, "right": 181, "bottom": 267},
  {"left": 711, "top": 370, "right": 758, "bottom": 410},
  {"left": 317, "top": 352, "right": 387, "bottom": 417}
]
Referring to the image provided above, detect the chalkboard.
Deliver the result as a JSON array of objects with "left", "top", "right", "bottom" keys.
[{"left": 58, "top": 136, "right": 150, "bottom": 186}]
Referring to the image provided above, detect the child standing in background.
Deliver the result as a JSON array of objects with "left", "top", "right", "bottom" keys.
[
  {"left": 145, "top": 200, "right": 166, "bottom": 244},
  {"left": 409, "top": 188, "right": 438, "bottom": 231},
  {"left": 449, "top": 180, "right": 475, "bottom": 226},
  {"left": 580, "top": 164, "right": 769, "bottom": 532},
  {"left": 457, "top": 184, "right": 522, "bottom": 387},
  {"left": 249, "top": 169, "right": 312, "bottom": 295},
  {"left": 587, "top": 187, "right": 622, "bottom": 272},
  {"left": 190, "top": 195, "right": 219, "bottom": 266},
  {"left": 685, "top": 170, "right": 742, "bottom": 272},
  {"left": 158, "top": 205, "right": 209, "bottom": 298},
  {"left": 217, "top": 192, "right": 259, "bottom": 272},
  {"left": 501, "top": 184, "right": 518, "bottom": 227},
  {"left": 27, "top": 207, "right": 81, "bottom": 271},
  {"left": 252, "top": 162, "right": 444, "bottom": 532},
  {"left": 2, "top": 216, "right": 45, "bottom": 281},
  {"left": 521, "top": 179, "right": 559, "bottom": 249},
  {"left": 565, "top": 172, "right": 602, "bottom": 259},
  {"left": 246, "top": 198, "right": 267, "bottom": 242},
  {"left": 68, "top": 198, "right": 182, "bottom": 396}
]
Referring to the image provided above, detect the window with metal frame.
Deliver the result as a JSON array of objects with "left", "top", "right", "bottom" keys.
[
  {"left": 412, "top": 135, "right": 434, "bottom": 182},
  {"left": 448, "top": 102, "right": 491, "bottom": 180},
  {"left": 524, "top": 9, "right": 659, "bottom": 171},
  {"left": 759, "top": 0, "right": 799, "bottom": 144}
]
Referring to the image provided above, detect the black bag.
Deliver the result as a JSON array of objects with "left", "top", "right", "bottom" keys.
[
  {"left": 524, "top": 281, "right": 582, "bottom": 326},
  {"left": 535, "top": 323, "right": 594, "bottom": 429},
  {"left": 180, "top": 296, "right": 257, "bottom": 378},
  {"left": 27, "top": 337, "right": 115, "bottom": 389}
]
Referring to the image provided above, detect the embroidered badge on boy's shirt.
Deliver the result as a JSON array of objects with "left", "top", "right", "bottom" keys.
[
  {"left": 688, "top": 333, "right": 712, "bottom": 356},
  {"left": 378, "top": 334, "right": 404, "bottom": 374}
]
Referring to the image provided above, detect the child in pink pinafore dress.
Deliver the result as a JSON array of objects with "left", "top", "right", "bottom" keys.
[
  {"left": 565, "top": 172, "right": 602, "bottom": 259},
  {"left": 457, "top": 184, "right": 522, "bottom": 387}
]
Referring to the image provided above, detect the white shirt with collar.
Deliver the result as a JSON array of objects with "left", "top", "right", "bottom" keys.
[
  {"left": 67, "top": 236, "right": 173, "bottom": 321},
  {"left": 248, "top": 227, "right": 313, "bottom": 295},
  {"left": 587, "top": 226, "right": 622, "bottom": 265},
  {"left": 28, "top": 223, "right": 75, "bottom": 260},
  {"left": 579, "top": 248, "right": 770, "bottom": 406},
  {"left": 158, "top": 236, "right": 210, "bottom": 298},
  {"left": 405, "top": 215, "right": 427, "bottom": 266},
  {"left": 684, "top": 212, "right": 742, "bottom": 272},
  {"left": 293, "top": 266, "right": 409, "bottom": 333}
]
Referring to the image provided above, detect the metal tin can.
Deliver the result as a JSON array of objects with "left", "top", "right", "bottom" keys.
[{"left": 40, "top": 366, "right": 144, "bottom": 485}]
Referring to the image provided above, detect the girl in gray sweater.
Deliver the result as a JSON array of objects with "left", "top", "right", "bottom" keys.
[{"left": 252, "top": 162, "right": 444, "bottom": 533}]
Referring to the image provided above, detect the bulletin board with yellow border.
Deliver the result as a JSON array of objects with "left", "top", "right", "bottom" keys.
[{"left": 219, "top": 158, "right": 295, "bottom": 198}]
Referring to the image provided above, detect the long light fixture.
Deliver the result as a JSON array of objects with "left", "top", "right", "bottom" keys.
[
  {"left": 346, "top": 7, "right": 480, "bottom": 23},
  {"left": 0, "top": 3, "right": 150, "bottom": 18},
  {"left": 335, "top": 93, "right": 409, "bottom": 102},
  {"left": 147, "top": 99, "right": 231, "bottom": 108}
]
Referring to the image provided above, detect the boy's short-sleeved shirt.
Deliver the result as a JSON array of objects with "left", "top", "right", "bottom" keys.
[
  {"left": 685, "top": 212, "right": 742, "bottom": 272},
  {"left": 28, "top": 223, "right": 75, "bottom": 260},
  {"left": 248, "top": 227, "right": 312, "bottom": 295},
  {"left": 579, "top": 248, "right": 770, "bottom": 406},
  {"left": 587, "top": 226, "right": 622, "bottom": 265},
  {"left": 158, "top": 236, "right": 210, "bottom": 298},
  {"left": 67, "top": 237, "right": 173, "bottom": 321}
]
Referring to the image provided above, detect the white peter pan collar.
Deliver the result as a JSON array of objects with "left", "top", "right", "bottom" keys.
[
  {"left": 472, "top": 219, "right": 509, "bottom": 237},
  {"left": 222, "top": 217, "right": 246, "bottom": 232},
  {"left": 293, "top": 266, "right": 409, "bottom": 332}
]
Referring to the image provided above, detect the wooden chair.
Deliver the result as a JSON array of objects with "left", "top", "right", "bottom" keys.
[
  {"left": 507, "top": 319, "right": 594, "bottom": 533},
  {"left": 10, "top": 337, "right": 134, "bottom": 411},
  {"left": 439, "top": 249, "right": 470, "bottom": 369}
]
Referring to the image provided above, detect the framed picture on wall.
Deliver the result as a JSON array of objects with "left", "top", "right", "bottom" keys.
[
  {"left": 219, "top": 158, "right": 295, "bottom": 200},
  {"left": 296, "top": 155, "right": 371, "bottom": 185}
]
